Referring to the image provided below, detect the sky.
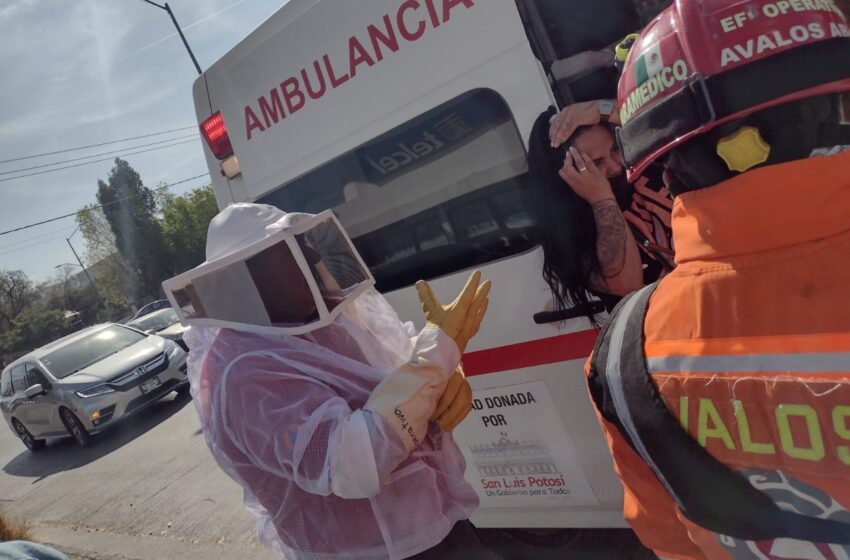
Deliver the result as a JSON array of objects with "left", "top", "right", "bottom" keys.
[{"left": 0, "top": 0, "right": 285, "bottom": 284}]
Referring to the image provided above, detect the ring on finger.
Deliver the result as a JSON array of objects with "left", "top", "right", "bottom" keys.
[{"left": 578, "top": 166, "right": 588, "bottom": 172}]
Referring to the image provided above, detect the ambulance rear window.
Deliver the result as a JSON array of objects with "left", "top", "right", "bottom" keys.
[{"left": 258, "top": 89, "right": 535, "bottom": 293}]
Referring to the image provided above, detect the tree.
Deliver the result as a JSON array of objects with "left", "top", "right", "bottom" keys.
[
  {"left": 96, "top": 158, "right": 171, "bottom": 304},
  {"left": 159, "top": 186, "right": 219, "bottom": 274},
  {"left": 43, "top": 268, "right": 101, "bottom": 326},
  {"left": 78, "top": 203, "right": 119, "bottom": 265},
  {"left": 77, "top": 204, "right": 133, "bottom": 312},
  {"left": 46, "top": 267, "right": 76, "bottom": 310},
  {"left": 0, "top": 270, "right": 35, "bottom": 332},
  {"left": 0, "top": 307, "right": 73, "bottom": 360}
]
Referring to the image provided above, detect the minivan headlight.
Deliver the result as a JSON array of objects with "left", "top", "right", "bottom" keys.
[
  {"left": 76, "top": 385, "right": 115, "bottom": 398},
  {"left": 166, "top": 340, "right": 182, "bottom": 359}
]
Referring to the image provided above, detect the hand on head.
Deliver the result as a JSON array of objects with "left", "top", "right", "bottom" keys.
[
  {"left": 559, "top": 147, "right": 616, "bottom": 205},
  {"left": 549, "top": 101, "right": 604, "bottom": 148}
]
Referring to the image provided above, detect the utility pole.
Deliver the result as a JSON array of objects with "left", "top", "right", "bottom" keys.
[
  {"left": 64, "top": 226, "right": 105, "bottom": 307},
  {"left": 66, "top": 240, "right": 97, "bottom": 293},
  {"left": 139, "top": 0, "right": 202, "bottom": 75}
]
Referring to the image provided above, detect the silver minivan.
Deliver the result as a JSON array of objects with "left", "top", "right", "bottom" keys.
[{"left": 0, "top": 323, "right": 188, "bottom": 451}]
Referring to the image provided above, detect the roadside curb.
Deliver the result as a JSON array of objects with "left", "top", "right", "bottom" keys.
[{"left": 31, "top": 524, "right": 279, "bottom": 560}]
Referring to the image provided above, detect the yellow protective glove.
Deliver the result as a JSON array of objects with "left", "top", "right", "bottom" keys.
[
  {"left": 415, "top": 270, "right": 491, "bottom": 355},
  {"left": 431, "top": 365, "right": 473, "bottom": 432}
]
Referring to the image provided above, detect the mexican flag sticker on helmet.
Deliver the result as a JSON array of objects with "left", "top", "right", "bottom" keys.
[{"left": 634, "top": 42, "right": 665, "bottom": 85}]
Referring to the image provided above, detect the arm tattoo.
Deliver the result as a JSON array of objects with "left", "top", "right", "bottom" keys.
[{"left": 591, "top": 199, "right": 628, "bottom": 279}]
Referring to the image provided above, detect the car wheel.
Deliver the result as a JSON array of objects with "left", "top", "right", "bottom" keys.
[
  {"left": 12, "top": 419, "right": 45, "bottom": 452},
  {"left": 176, "top": 383, "right": 192, "bottom": 399},
  {"left": 60, "top": 408, "right": 92, "bottom": 447}
]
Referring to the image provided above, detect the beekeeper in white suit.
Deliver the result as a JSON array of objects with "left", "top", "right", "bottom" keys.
[{"left": 163, "top": 203, "right": 492, "bottom": 560}]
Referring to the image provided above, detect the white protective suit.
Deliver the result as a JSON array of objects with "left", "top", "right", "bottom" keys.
[{"left": 175, "top": 204, "right": 479, "bottom": 560}]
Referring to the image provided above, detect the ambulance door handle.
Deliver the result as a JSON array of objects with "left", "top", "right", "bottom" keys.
[{"left": 533, "top": 301, "right": 606, "bottom": 324}]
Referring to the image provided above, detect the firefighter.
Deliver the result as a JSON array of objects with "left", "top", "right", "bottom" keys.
[{"left": 586, "top": 0, "right": 850, "bottom": 558}]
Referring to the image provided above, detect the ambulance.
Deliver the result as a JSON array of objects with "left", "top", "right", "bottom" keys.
[{"left": 192, "top": 0, "right": 669, "bottom": 529}]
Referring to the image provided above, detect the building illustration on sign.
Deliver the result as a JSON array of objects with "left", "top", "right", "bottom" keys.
[{"left": 469, "top": 432, "right": 559, "bottom": 478}]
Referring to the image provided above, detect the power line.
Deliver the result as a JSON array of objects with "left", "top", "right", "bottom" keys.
[
  {"left": 122, "top": 0, "right": 250, "bottom": 62},
  {"left": 0, "top": 134, "right": 199, "bottom": 176},
  {"left": 0, "top": 225, "right": 78, "bottom": 252},
  {"left": 0, "top": 234, "right": 72, "bottom": 257},
  {"left": 0, "top": 138, "right": 200, "bottom": 183},
  {"left": 0, "top": 125, "right": 198, "bottom": 165},
  {"left": 0, "top": 173, "right": 210, "bottom": 237}
]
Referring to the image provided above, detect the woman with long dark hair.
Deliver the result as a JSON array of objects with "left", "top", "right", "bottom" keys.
[{"left": 527, "top": 107, "right": 646, "bottom": 322}]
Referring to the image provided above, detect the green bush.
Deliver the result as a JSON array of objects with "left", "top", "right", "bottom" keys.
[{"left": 0, "top": 308, "right": 74, "bottom": 360}]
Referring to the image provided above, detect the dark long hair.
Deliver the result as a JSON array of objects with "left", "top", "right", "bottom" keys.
[{"left": 527, "top": 107, "right": 601, "bottom": 322}]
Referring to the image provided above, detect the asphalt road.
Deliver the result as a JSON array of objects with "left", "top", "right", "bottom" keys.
[{"left": 0, "top": 392, "right": 278, "bottom": 560}]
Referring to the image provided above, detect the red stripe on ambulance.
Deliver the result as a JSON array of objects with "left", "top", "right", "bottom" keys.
[{"left": 462, "top": 329, "right": 600, "bottom": 377}]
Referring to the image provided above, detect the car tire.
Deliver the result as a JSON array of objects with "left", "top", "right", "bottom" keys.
[
  {"left": 12, "top": 419, "right": 45, "bottom": 452},
  {"left": 60, "top": 408, "right": 92, "bottom": 448},
  {"left": 176, "top": 383, "right": 192, "bottom": 399}
]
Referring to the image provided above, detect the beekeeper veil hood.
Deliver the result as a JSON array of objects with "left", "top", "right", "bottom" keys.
[{"left": 163, "top": 203, "right": 375, "bottom": 336}]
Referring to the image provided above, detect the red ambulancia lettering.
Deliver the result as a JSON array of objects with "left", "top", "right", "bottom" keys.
[
  {"left": 398, "top": 0, "right": 427, "bottom": 41},
  {"left": 258, "top": 88, "right": 285, "bottom": 128},
  {"left": 245, "top": 106, "right": 265, "bottom": 140},
  {"left": 367, "top": 15, "right": 400, "bottom": 62},
  {"left": 443, "top": 0, "right": 474, "bottom": 21},
  {"left": 424, "top": 0, "right": 441, "bottom": 27},
  {"left": 322, "top": 54, "right": 350, "bottom": 89},
  {"left": 243, "top": 0, "right": 476, "bottom": 141},
  {"left": 348, "top": 36, "right": 376, "bottom": 78},
  {"left": 301, "top": 60, "right": 327, "bottom": 100},
  {"left": 281, "top": 77, "right": 305, "bottom": 114}
]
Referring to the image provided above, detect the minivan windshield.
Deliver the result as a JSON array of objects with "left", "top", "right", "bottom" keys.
[{"left": 41, "top": 326, "right": 146, "bottom": 379}]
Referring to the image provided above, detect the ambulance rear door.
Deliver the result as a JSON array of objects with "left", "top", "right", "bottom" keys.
[{"left": 192, "top": 0, "right": 626, "bottom": 529}]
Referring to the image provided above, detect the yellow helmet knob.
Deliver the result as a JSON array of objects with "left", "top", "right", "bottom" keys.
[{"left": 716, "top": 126, "right": 771, "bottom": 173}]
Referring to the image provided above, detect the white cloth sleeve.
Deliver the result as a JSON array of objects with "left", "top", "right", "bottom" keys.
[
  {"left": 221, "top": 326, "right": 458, "bottom": 500},
  {"left": 223, "top": 371, "right": 408, "bottom": 500},
  {"left": 326, "top": 409, "right": 421, "bottom": 498}
]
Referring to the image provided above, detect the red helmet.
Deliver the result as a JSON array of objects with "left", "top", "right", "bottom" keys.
[{"left": 617, "top": 0, "right": 850, "bottom": 180}]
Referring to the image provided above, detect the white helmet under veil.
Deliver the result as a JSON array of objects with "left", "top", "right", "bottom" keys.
[
  {"left": 163, "top": 203, "right": 414, "bottom": 372},
  {"left": 164, "top": 204, "right": 377, "bottom": 336}
]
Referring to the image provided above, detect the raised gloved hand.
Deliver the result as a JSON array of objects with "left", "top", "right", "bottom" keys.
[
  {"left": 365, "top": 272, "right": 489, "bottom": 454},
  {"left": 415, "top": 270, "right": 491, "bottom": 354},
  {"left": 431, "top": 365, "right": 473, "bottom": 432}
]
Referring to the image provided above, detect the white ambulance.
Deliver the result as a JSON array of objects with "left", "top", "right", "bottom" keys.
[{"left": 192, "top": 0, "right": 668, "bottom": 529}]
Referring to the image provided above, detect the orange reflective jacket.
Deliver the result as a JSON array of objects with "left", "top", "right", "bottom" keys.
[{"left": 588, "top": 150, "right": 850, "bottom": 560}]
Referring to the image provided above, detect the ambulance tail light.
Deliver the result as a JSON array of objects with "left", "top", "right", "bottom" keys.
[{"left": 200, "top": 112, "right": 233, "bottom": 160}]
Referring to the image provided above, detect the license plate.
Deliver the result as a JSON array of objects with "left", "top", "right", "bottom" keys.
[{"left": 140, "top": 377, "right": 161, "bottom": 394}]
